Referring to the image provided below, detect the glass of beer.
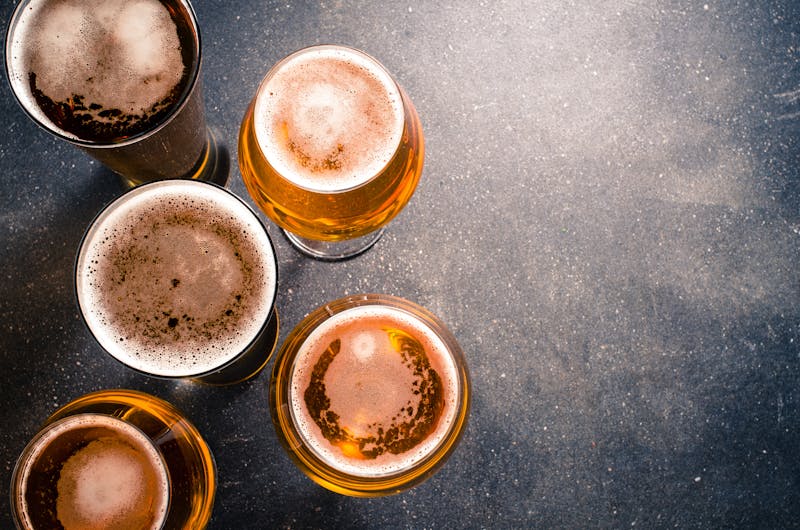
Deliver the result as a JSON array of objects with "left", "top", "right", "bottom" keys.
[
  {"left": 75, "top": 179, "right": 280, "bottom": 385},
  {"left": 239, "top": 45, "right": 424, "bottom": 260},
  {"left": 5, "top": 0, "right": 229, "bottom": 187},
  {"left": 10, "top": 389, "right": 216, "bottom": 529},
  {"left": 270, "top": 294, "right": 470, "bottom": 496}
]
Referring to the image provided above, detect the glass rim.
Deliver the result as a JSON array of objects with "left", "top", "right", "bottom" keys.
[
  {"left": 270, "top": 293, "right": 471, "bottom": 494},
  {"left": 4, "top": 0, "right": 203, "bottom": 149},
  {"left": 251, "top": 43, "right": 409, "bottom": 195},
  {"left": 10, "top": 412, "right": 171, "bottom": 530},
  {"left": 73, "top": 179, "right": 280, "bottom": 379}
]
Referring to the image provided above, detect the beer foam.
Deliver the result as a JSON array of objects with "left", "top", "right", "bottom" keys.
[
  {"left": 289, "top": 305, "right": 461, "bottom": 477},
  {"left": 8, "top": 0, "right": 189, "bottom": 141},
  {"left": 18, "top": 414, "right": 168, "bottom": 530},
  {"left": 76, "top": 180, "right": 277, "bottom": 378},
  {"left": 254, "top": 46, "right": 405, "bottom": 192},
  {"left": 57, "top": 439, "right": 164, "bottom": 529}
]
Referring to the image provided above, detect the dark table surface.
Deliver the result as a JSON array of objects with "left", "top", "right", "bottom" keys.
[{"left": 2, "top": 1, "right": 799, "bottom": 528}]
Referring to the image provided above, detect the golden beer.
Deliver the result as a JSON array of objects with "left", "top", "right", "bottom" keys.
[
  {"left": 11, "top": 389, "right": 216, "bottom": 529},
  {"left": 270, "top": 294, "right": 470, "bottom": 496},
  {"left": 75, "top": 179, "right": 279, "bottom": 385},
  {"left": 239, "top": 45, "right": 424, "bottom": 259},
  {"left": 5, "top": 0, "right": 228, "bottom": 187}
]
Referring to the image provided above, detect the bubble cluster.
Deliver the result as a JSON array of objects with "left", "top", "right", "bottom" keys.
[
  {"left": 254, "top": 46, "right": 405, "bottom": 192},
  {"left": 8, "top": 0, "right": 192, "bottom": 142},
  {"left": 18, "top": 415, "right": 168, "bottom": 530},
  {"left": 289, "top": 305, "right": 460, "bottom": 477},
  {"left": 76, "top": 181, "right": 277, "bottom": 377},
  {"left": 57, "top": 438, "right": 163, "bottom": 529}
]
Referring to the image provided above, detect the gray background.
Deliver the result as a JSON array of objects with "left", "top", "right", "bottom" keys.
[{"left": 1, "top": 0, "right": 799, "bottom": 528}]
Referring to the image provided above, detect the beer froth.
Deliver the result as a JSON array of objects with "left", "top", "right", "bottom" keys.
[
  {"left": 289, "top": 305, "right": 460, "bottom": 477},
  {"left": 254, "top": 46, "right": 404, "bottom": 192},
  {"left": 8, "top": 0, "right": 191, "bottom": 142},
  {"left": 76, "top": 181, "right": 277, "bottom": 378},
  {"left": 18, "top": 415, "right": 168, "bottom": 530}
]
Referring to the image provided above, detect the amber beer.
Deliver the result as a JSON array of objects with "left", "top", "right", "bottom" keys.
[
  {"left": 5, "top": 0, "right": 228, "bottom": 187},
  {"left": 239, "top": 45, "right": 424, "bottom": 259},
  {"left": 270, "top": 294, "right": 470, "bottom": 496},
  {"left": 75, "top": 179, "right": 279, "bottom": 384},
  {"left": 11, "top": 389, "right": 216, "bottom": 529}
]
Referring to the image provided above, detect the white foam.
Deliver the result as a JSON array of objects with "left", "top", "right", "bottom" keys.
[
  {"left": 8, "top": 0, "right": 187, "bottom": 136},
  {"left": 288, "top": 304, "right": 461, "bottom": 477},
  {"left": 57, "top": 439, "right": 160, "bottom": 529},
  {"left": 254, "top": 46, "right": 405, "bottom": 193},
  {"left": 116, "top": 2, "right": 173, "bottom": 78},
  {"left": 75, "top": 180, "right": 277, "bottom": 378},
  {"left": 17, "top": 414, "right": 168, "bottom": 530},
  {"left": 350, "top": 330, "right": 379, "bottom": 362}
]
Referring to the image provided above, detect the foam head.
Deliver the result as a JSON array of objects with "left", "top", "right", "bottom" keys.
[
  {"left": 254, "top": 46, "right": 405, "bottom": 192},
  {"left": 16, "top": 414, "right": 169, "bottom": 530},
  {"left": 289, "top": 305, "right": 461, "bottom": 477},
  {"left": 6, "top": 0, "right": 195, "bottom": 142},
  {"left": 76, "top": 180, "right": 278, "bottom": 378}
]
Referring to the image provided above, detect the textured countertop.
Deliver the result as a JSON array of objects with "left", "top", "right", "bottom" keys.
[{"left": 1, "top": 1, "right": 798, "bottom": 528}]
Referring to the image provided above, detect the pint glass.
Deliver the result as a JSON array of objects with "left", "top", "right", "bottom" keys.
[
  {"left": 5, "top": 0, "right": 229, "bottom": 187},
  {"left": 75, "top": 179, "right": 280, "bottom": 385},
  {"left": 10, "top": 389, "right": 216, "bottom": 529},
  {"left": 239, "top": 45, "right": 424, "bottom": 260},
  {"left": 270, "top": 294, "right": 470, "bottom": 496}
]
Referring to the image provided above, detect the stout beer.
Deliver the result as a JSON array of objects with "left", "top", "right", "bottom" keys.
[
  {"left": 75, "top": 180, "right": 279, "bottom": 384},
  {"left": 270, "top": 295, "right": 470, "bottom": 496},
  {"left": 5, "top": 0, "right": 227, "bottom": 186},
  {"left": 11, "top": 389, "right": 216, "bottom": 529},
  {"left": 239, "top": 45, "right": 424, "bottom": 259}
]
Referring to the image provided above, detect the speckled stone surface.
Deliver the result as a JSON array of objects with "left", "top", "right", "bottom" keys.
[{"left": 1, "top": 1, "right": 799, "bottom": 528}]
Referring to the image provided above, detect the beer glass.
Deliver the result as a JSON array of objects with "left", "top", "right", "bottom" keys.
[
  {"left": 11, "top": 389, "right": 216, "bottom": 529},
  {"left": 5, "top": 0, "right": 229, "bottom": 188},
  {"left": 75, "top": 179, "right": 280, "bottom": 385},
  {"left": 270, "top": 294, "right": 470, "bottom": 496},
  {"left": 239, "top": 45, "right": 424, "bottom": 260}
]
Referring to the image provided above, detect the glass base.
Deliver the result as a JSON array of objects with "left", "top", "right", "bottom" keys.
[
  {"left": 194, "top": 127, "right": 231, "bottom": 187},
  {"left": 283, "top": 227, "right": 386, "bottom": 261},
  {"left": 118, "top": 127, "right": 230, "bottom": 188}
]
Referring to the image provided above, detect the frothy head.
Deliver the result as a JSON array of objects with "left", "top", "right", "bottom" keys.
[
  {"left": 16, "top": 414, "right": 169, "bottom": 530},
  {"left": 76, "top": 180, "right": 278, "bottom": 378},
  {"left": 6, "top": 0, "right": 196, "bottom": 143},
  {"left": 254, "top": 45, "right": 405, "bottom": 192},
  {"left": 289, "top": 304, "right": 461, "bottom": 477}
]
